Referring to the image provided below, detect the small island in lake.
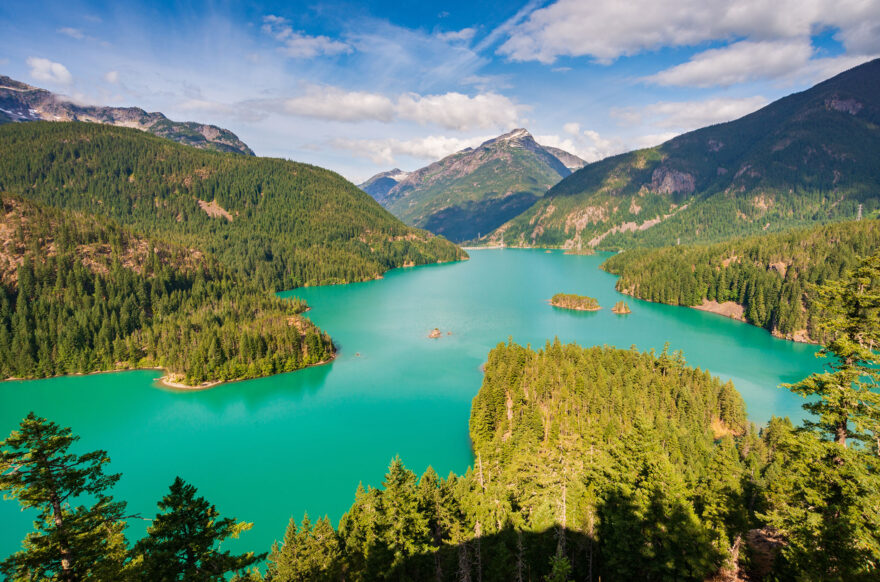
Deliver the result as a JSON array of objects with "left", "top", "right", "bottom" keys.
[
  {"left": 428, "top": 328, "right": 443, "bottom": 338},
  {"left": 612, "top": 300, "right": 632, "bottom": 314},
  {"left": 551, "top": 293, "right": 601, "bottom": 311}
]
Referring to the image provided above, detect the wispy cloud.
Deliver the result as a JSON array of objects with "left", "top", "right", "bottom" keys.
[
  {"left": 262, "top": 15, "right": 352, "bottom": 58},
  {"left": 612, "top": 96, "right": 769, "bottom": 131},
  {"left": 332, "top": 134, "right": 490, "bottom": 165}
]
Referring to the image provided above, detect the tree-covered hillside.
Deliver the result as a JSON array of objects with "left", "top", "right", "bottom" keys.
[
  {"left": 602, "top": 219, "right": 880, "bottom": 342},
  {"left": 492, "top": 58, "right": 880, "bottom": 250},
  {"left": 0, "top": 195, "right": 332, "bottom": 385},
  {"left": 0, "top": 122, "right": 465, "bottom": 290}
]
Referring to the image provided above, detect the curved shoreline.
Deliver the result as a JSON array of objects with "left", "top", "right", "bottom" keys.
[{"left": 4, "top": 353, "right": 338, "bottom": 392}]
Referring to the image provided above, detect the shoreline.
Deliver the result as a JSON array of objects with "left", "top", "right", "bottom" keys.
[{"left": 3, "top": 353, "right": 339, "bottom": 391}]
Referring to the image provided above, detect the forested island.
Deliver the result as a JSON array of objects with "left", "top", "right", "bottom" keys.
[
  {"left": 4, "top": 252, "right": 880, "bottom": 580},
  {"left": 602, "top": 220, "right": 880, "bottom": 342},
  {"left": 611, "top": 300, "right": 631, "bottom": 314},
  {"left": 550, "top": 293, "right": 600, "bottom": 311}
]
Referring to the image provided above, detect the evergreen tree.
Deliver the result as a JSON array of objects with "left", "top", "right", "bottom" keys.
[
  {"left": 786, "top": 252, "right": 880, "bottom": 447},
  {"left": 134, "top": 477, "right": 264, "bottom": 581},
  {"left": 0, "top": 413, "right": 128, "bottom": 582}
]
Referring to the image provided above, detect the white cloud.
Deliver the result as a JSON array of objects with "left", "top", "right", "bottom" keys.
[
  {"left": 563, "top": 122, "right": 580, "bottom": 136},
  {"left": 262, "top": 15, "right": 352, "bottom": 58},
  {"left": 276, "top": 86, "right": 524, "bottom": 131},
  {"left": 283, "top": 86, "right": 395, "bottom": 122},
  {"left": 104, "top": 70, "right": 119, "bottom": 84},
  {"left": 436, "top": 28, "right": 476, "bottom": 43},
  {"left": 58, "top": 27, "right": 85, "bottom": 40},
  {"left": 26, "top": 57, "right": 73, "bottom": 85},
  {"left": 537, "top": 129, "right": 626, "bottom": 163},
  {"left": 612, "top": 96, "right": 769, "bottom": 131},
  {"left": 498, "top": 0, "right": 880, "bottom": 67},
  {"left": 332, "top": 135, "right": 490, "bottom": 165},
  {"left": 396, "top": 92, "right": 524, "bottom": 131},
  {"left": 646, "top": 40, "right": 813, "bottom": 87}
]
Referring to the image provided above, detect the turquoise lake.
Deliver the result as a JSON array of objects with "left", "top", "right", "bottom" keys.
[{"left": 0, "top": 249, "right": 822, "bottom": 560}]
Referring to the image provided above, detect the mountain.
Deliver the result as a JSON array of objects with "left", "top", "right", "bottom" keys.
[
  {"left": 359, "top": 168, "right": 411, "bottom": 203},
  {"left": 0, "top": 122, "right": 465, "bottom": 290},
  {"left": 492, "top": 58, "right": 880, "bottom": 249},
  {"left": 359, "top": 129, "right": 585, "bottom": 242},
  {"left": 542, "top": 145, "right": 588, "bottom": 171},
  {"left": 0, "top": 75, "right": 254, "bottom": 155}
]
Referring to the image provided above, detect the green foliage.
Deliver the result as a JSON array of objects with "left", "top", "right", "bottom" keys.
[
  {"left": 757, "top": 420, "right": 880, "bottom": 580},
  {"left": 133, "top": 477, "right": 264, "bottom": 581},
  {"left": 0, "top": 122, "right": 464, "bottom": 291},
  {"left": 497, "top": 58, "right": 880, "bottom": 249},
  {"left": 0, "top": 413, "right": 128, "bottom": 582},
  {"left": 266, "top": 515, "right": 341, "bottom": 582},
  {"left": 0, "top": 195, "right": 333, "bottom": 385},
  {"left": 550, "top": 293, "right": 600, "bottom": 310},
  {"left": 602, "top": 220, "right": 880, "bottom": 341}
]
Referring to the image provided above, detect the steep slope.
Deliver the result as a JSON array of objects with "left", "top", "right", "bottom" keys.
[
  {"left": 494, "top": 58, "right": 880, "bottom": 249},
  {"left": 0, "top": 75, "right": 254, "bottom": 155},
  {"left": 359, "top": 168, "right": 410, "bottom": 203},
  {"left": 601, "top": 219, "right": 880, "bottom": 342},
  {"left": 542, "top": 145, "right": 587, "bottom": 171},
  {"left": 361, "top": 129, "right": 583, "bottom": 242},
  {"left": 0, "top": 194, "right": 333, "bottom": 385},
  {"left": 0, "top": 122, "right": 465, "bottom": 290}
]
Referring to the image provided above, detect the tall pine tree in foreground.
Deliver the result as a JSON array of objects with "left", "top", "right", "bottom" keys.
[
  {"left": 763, "top": 252, "right": 880, "bottom": 580},
  {"left": 134, "top": 476, "right": 264, "bottom": 582},
  {"left": 0, "top": 413, "right": 128, "bottom": 582}
]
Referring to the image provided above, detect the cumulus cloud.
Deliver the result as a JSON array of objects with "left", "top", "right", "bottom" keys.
[
  {"left": 283, "top": 86, "right": 395, "bottom": 122},
  {"left": 262, "top": 15, "right": 352, "bottom": 58},
  {"left": 538, "top": 129, "right": 627, "bottom": 163},
  {"left": 277, "top": 86, "right": 525, "bottom": 130},
  {"left": 396, "top": 92, "right": 524, "bottom": 131},
  {"left": 436, "top": 28, "right": 476, "bottom": 43},
  {"left": 612, "top": 96, "right": 769, "bottom": 131},
  {"left": 26, "top": 57, "right": 73, "bottom": 85},
  {"left": 104, "top": 70, "right": 119, "bottom": 84},
  {"left": 332, "top": 135, "right": 490, "bottom": 165},
  {"left": 646, "top": 40, "right": 814, "bottom": 87},
  {"left": 498, "top": 0, "right": 880, "bottom": 69}
]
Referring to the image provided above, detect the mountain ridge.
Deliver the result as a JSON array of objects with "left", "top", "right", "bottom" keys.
[
  {"left": 0, "top": 75, "right": 255, "bottom": 155},
  {"left": 490, "top": 58, "right": 880, "bottom": 249},
  {"left": 359, "top": 128, "right": 586, "bottom": 242}
]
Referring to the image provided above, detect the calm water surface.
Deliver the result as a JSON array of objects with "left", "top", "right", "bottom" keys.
[{"left": 0, "top": 249, "right": 821, "bottom": 559}]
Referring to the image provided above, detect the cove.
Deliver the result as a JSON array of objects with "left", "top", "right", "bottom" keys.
[{"left": 0, "top": 249, "right": 822, "bottom": 561}]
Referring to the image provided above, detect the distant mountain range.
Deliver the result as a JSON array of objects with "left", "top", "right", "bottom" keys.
[
  {"left": 359, "top": 129, "right": 586, "bottom": 242},
  {"left": 0, "top": 75, "right": 254, "bottom": 155},
  {"left": 491, "top": 58, "right": 880, "bottom": 250}
]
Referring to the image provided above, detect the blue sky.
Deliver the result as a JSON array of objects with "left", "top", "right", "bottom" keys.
[{"left": 2, "top": 0, "right": 878, "bottom": 182}]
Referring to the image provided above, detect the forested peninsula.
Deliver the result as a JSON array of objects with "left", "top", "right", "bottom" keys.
[
  {"left": 602, "top": 219, "right": 880, "bottom": 342},
  {"left": 0, "top": 122, "right": 465, "bottom": 385}
]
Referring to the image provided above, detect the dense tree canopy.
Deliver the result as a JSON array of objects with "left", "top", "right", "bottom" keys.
[{"left": 602, "top": 220, "right": 880, "bottom": 341}]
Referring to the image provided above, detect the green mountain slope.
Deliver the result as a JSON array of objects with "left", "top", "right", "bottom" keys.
[
  {"left": 0, "top": 122, "right": 465, "bottom": 290},
  {"left": 493, "top": 58, "right": 880, "bottom": 249},
  {"left": 0, "top": 194, "right": 333, "bottom": 385},
  {"left": 602, "top": 219, "right": 880, "bottom": 342},
  {"left": 362, "top": 129, "right": 583, "bottom": 242},
  {"left": 0, "top": 75, "right": 254, "bottom": 155}
]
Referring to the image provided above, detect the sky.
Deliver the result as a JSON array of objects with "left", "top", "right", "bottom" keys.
[{"left": 1, "top": 0, "right": 879, "bottom": 183}]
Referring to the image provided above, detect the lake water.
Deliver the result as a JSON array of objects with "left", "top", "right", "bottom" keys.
[{"left": 0, "top": 249, "right": 822, "bottom": 560}]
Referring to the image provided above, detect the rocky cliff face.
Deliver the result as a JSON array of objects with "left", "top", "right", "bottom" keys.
[
  {"left": 0, "top": 75, "right": 254, "bottom": 155},
  {"left": 359, "top": 129, "right": 584, "bottom": 242}
]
